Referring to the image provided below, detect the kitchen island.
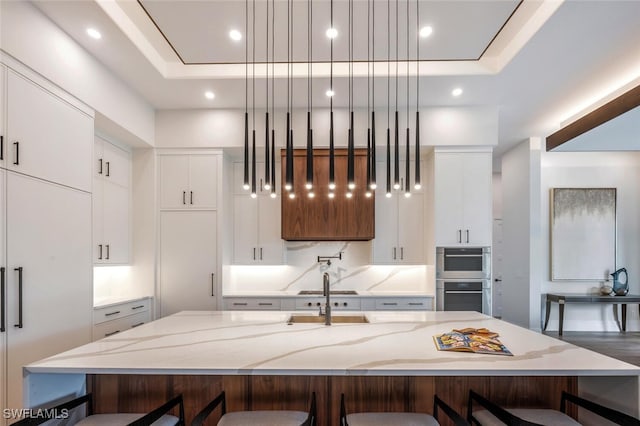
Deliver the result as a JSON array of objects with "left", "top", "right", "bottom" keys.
[{"left": 24, "top": 311, "right": 640, "bottom": 425}]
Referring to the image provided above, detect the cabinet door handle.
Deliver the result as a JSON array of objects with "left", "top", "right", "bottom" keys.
[
  {"left": 260, "top": 178, "right": 263, "bottom": 192},
  {"left": 13, "top": 141, "right": 19, "bottom": 165},
  {"left": 466, "top": 230, "right": 470, "bottom": 243},
  {"left": 14, "top": 267, "right": 23, "bottom": 328},
  {"left": 105, "top": 330, "right": 120, "bottom": 337},
  {"left": 98, "top": 244, "right": 103, "bottom": 260},
  {"left": 253, "top": 247, "right": 256, "bottom": 260},
  {"left": 458, "top": 230, "right": 462, "bottom": 243},
  {"left": 98, "top": 158, "right": 103, "bottom": 175},
  {"left": 1, "top": 267, "right": 5, "bottom": 333},
  {"left": 183, "top": 191, "right": 186, "bottom": 205},
  {"left": 190, "top": 191, "right": 193, "bottom": 205},
  {"left": 260, "top": 247, "right": 263, "bottom": 260},
  {"left": 106, "top": 161, "right": 110, "bottom": 177},
  {"left": 393, "top": 247, "right": 397, "bottom": 260},
  {"left": 211, "top": 273, "right": 215, "bottom": 297},
  {"left": 400, "top": 247, "right": 404, "bottom": 260},
  {"left": 105, "top": 244, "right": 110, "bottom": 260},
  {"left": 1, "top": 135, "right": 4, "bottom": 160}
]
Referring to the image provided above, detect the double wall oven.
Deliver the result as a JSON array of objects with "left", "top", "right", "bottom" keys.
[{"left": 436, "top": 247, "right": 491, "bottom": 315}]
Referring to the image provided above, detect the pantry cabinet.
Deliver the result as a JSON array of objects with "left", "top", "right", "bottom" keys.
[
  {"left": 233, "top": 162, "right": 283, "bottom": 264},
  {"left": 372, "top": 161, "right": 425, "bottom": 264},
  {"left": 0, "top": 63, "right": 93, "bottom": 416},
  {"left": 159, "top": 154, "right": 218, "bottom": 209},
  {"left": 434, "top": 150, "right": 492, "bottom": 246},
  {"left": 93, "top": 136, "right": 130, "bottom": 264}
]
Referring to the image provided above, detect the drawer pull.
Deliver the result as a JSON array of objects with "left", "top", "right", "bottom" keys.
[
  {"left": 105, "top": 310, "right": 121, "bottom": 317},
  {"left": 105, "top": 330, "right": 120, "bottom": 337},
  {"left": 408, "top": 302, "right": 423, "bottom": 306},
  {"left": 382, "top": 302, "right": 398, "bottom": 306},
  {"left": 233, "top": 303, "right": 248, "bottom": 306},
  {"left": 131, "top": 305, "right": 145, "bottom": 310},
  {"left": 131, "top": 322, "right": 145, "bottom": 328},
  {"left": 258, "top": 303, "right": 273, "bottom": 306}
]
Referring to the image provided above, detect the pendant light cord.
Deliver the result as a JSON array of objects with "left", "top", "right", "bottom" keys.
[
  {"left": 387, "top": 0, "right": 390, "bottom": 128},
  {"left": 252, "top": 0, "right": 256, "bottom": 130}
]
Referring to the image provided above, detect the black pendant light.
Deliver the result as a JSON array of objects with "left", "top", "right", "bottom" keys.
[
  {"left": 404, "top": 0, "right": 411, "bottom": 198},
  {"left": 364, "top": 0, "right": 372, "bottom": 198},
  {"left": 250, "top": 0, "right": 257, "bottom": 199},
  {"left": 370, "top": 0, "right": 377, "bottom": 191},
  {"left": 385, "top": 0, "right": 392, "bottom": 198},
  {"left": 284, "top": 0, "right": 294, "bottom": 195},
  {"left": 264, "top": 0, "right": 270, "bottom": 192},
  {"left": 414, "top": 0, "right": 421, "bottom": 190},
  {"left": 328, "top": 0, "right": 335, "bottom": 197},
  {"left": 270, "top": 0, "right": 277, "bottom": 198},
  {"left": 243, "top": 0, "right": 249, "bottom": 191},
  {"left": 346, "top": 0, "right": 354, "bottom": 197},
  {"left": 393, "top": 0, "right": 400, "bottom": 191},
  {"left": 305, "top": 0, "right": 314, "bottom": 196},
  {"left": 366, "top": 129, "right": 371, "bottom": 197}
]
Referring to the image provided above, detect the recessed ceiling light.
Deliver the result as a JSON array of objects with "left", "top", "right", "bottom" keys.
[
  {"left": 229, "top": 30, "right": 242, "bottom": 41},
  {"left": 86, "top": 28, "right": 102, "bottom": 40},
  {"left": 452, "top": 87, "right": 463, "bottom": 97},
  {"left": 326, "top": 28, "right": 338, "bottom": 39},
  {"left": 419, "top": 26, "right": 433, "bottom": 38},
  {"left": 204, "top": 91, "right": 215, "bottom": 100},
  {"left": 326, "top": 89, "right": 335, "bottom": 97}
]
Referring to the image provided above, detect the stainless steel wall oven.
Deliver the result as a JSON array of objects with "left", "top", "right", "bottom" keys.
[
  {"left": 436, "top": 247, "right": 491, "bottom": 315},
  {"left": 436, "top": 247, "right": 490, "bottom": 279}
]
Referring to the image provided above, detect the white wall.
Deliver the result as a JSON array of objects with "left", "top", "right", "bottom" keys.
[
  {"left": 501, "top": 138, "right": 542, "bottom": 329},
  {"left": 541, "top": 151, "right": 640, "bottom": 331},
  {"left": 0, "top": 1, "right": 155, "bottom": 146},
  {"left": 155, "top": 106, "right": 498, "bottom": 149}
]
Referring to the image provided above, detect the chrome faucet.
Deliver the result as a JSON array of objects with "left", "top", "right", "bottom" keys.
[{"left": 322, "top": 272, "right": 332, "bottom": 326}]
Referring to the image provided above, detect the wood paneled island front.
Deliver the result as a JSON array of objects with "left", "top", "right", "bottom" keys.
[{"left": 25, "top": 311, "right": 640, "bottom": 425}]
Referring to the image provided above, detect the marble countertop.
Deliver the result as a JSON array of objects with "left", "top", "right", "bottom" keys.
[
  {"left": 223, "top": 291, "right": 432, "bottom": 297},
  {"left": 26, "top": 311, "right": 640, "bottom": 377},
  {"left": 93, "top": 295, "right": 152, "bottom": 309}
]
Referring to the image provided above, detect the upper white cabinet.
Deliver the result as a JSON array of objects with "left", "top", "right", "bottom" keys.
[
  {"left": 159, "top": 154, "right": 218, "bottom": 209},
  {"left": 232, "top": 162, "right": 283, "bottom": 264},
  {"left": 372, "top": 161, "right": 425, "bottom": 264},
  {"left": 93, "top": 136, "right": 131, "bottom": 264},
  {"left": 434, "top": 150, "right": 492, "bottom": 246},
  {"left": 5, "top": 70, "right": 92, "bottom": 192}
]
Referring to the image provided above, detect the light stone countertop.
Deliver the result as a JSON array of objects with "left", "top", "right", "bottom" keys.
[
  {"left": 26, "top": 310, "right": 640, "bottom": 377},
  {"left": 223, "top": 291, "right": 432, "bottom": 297}
]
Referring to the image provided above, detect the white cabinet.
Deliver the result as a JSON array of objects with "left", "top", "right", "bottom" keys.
[
  {"left": 93, "top": 136, "right": 130, "bottom": 264},
  {"left": 93, "top": 298, "right": 152, "bottom": 340},
  {"left": 434, "top": 151, "right": 492, "bottom": 246},
  {"left": 233, "top": 162, "right": 282, "bottom": 264},
  {"left": 372, "top": 161, "right": 425, "bottom": 264},
  {"left": 4, "top": 172, "right": 92, "bottom": 412},
  {"left": 5, "top": 70, "right": 92, "bottom": 192},
  {"left": 159, "top": 154, "right": 218, "bottom": 209},
  {"left": 361, "top": 296, "right": 433, "bottom": 311},
  {"left": 159, "top": 211, "right": 218, "bottom": 316},
  {"left": 224, "top": 297, "right": 281, "bottom": 310}
]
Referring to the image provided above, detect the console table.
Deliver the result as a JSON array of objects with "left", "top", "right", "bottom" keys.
[{"left": 544, "top": 293, "right": 640, "bottom": 335}]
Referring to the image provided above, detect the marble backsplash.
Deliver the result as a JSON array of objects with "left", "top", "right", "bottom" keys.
[{"left": 224, "top": 241, "right": 432, "bottom": 294}]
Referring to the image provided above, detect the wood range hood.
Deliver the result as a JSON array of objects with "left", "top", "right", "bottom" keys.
[{"left": 280, "top": 148, "right": 374, "bottom": 241}]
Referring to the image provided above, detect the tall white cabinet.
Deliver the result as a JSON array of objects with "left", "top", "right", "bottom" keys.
[
  {"left": 158, "top": 151, "right": 221, "bottom": 316},
  {"left": 434, "top": 149, "right": 492, "bottom": 246},
  {"left": 0, "top": 63, "right": 93, "bottom": 416},
  {"left": 232, "top": 162, "right": 283, "bottom": 264},
  {"left": 372, "top": 161, "right": 425, "bottom": 264}
]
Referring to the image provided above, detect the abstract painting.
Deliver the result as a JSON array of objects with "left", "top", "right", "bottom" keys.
[{"left": 551, "top": 188, "right": 616, "bottom": 281}]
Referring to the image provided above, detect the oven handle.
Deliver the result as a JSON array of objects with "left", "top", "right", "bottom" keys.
[
  {"left": 444, "top": 254, "right": 484, "bottom": 258},
  {"left": 444, "top": 290, "right": 483, "bottom": 294}
]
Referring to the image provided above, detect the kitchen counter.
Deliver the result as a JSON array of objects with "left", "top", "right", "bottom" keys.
[
  {"left": 26, "top": 310, "right": 638, "bottom": 376},
  {"left": 222, "top": 290, "right": 431, "bottom": 297}
]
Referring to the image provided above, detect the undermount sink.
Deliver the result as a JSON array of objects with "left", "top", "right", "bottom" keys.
[
  {"left": 287, "top": 314, "right": 369, "bottom": 324},
  {"left": 297, "top": 290, "right": 358, "bottom": 295}
]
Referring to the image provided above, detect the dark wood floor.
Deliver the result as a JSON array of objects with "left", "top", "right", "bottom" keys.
[{"left": 543, "top": 331, "right": 640, "bottom": 366}]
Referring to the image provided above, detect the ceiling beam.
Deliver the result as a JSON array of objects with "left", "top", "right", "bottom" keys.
[{"left": 546, "top": 84, "right": 640, "bottom": 151}]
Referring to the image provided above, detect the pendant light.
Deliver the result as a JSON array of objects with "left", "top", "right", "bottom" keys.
[
  {"left": 328, "top": 0, "right": 335, "bottom": 197},
  {"left": 414, "top": 0, "right": 421, "bottom": 191},
  {"left": 346, "top": 0, "right": 355, "bottom": 197},
  {"left": 370, "top": 0, "right": 377, "bottom": 191},
  {"left": 264, "top": 0, "right": 271, "bottom": 192},
  {"left": 404, "top": 0, "right": 411, "bottom": 198},
  {"left": 284, "top": 0, "right": 294, "bottom": 196},
  {"left": 385, "top": 0, "right": 392, "bottom": 199},
  {"left": 393, "top": 0, "right": 400, "bottom": 191},
  {"left": 251, "top": 0, "right": 257, "bottom": 199},
  {"left": 306, "top": 0, "right": 314, "bottom": 196},
  {"left": 289, "top": 0, "right": 295, "bottom": 198},
  {"left": 270, "top": 0, "right": 277, "bottom": 198},
  {"left": 365, "top": 0, "right": 372, "bottom": 199},
  {"left": 243, "top": 0, "right": 250, "bottom": 191}
]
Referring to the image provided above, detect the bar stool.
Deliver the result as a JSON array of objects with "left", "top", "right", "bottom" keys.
[
  {"left": 12, "top": 393, "right": 185, "bottom": 426},
  {"left": 467, "top": 389, "right": 640, "bottom": 426},
  {"left": 340, "top": 393, "right": 469, "bottom": 426},
  {"left": 191, "top": 391, "right": 316, "bottom": 426}
]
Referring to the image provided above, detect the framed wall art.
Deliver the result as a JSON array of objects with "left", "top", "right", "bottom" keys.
[{"left": 550, "top": 188, "right": 616, "bottom": 281}]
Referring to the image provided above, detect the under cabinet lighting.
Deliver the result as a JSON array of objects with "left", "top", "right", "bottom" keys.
[{"left": 87, "top": 28, "right": 102, "bottom": 40}]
